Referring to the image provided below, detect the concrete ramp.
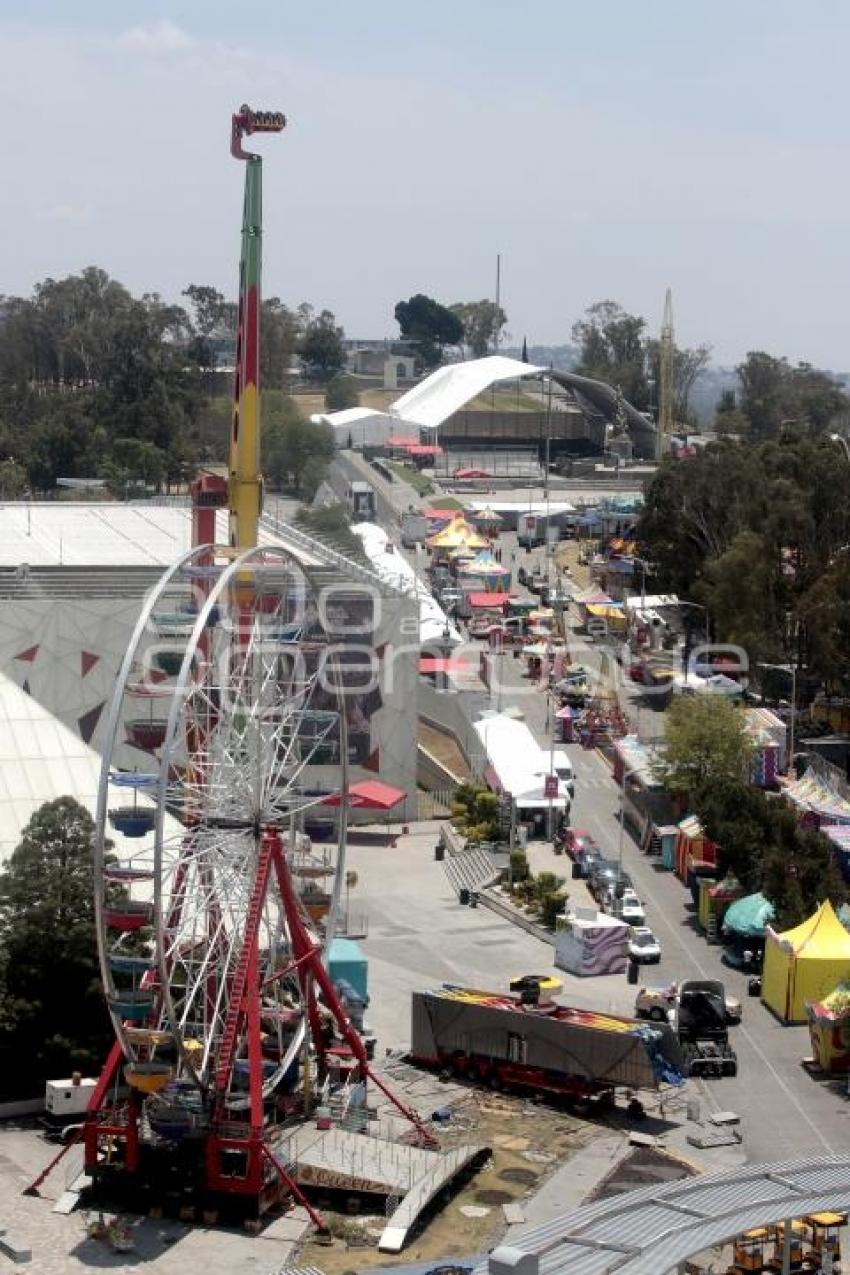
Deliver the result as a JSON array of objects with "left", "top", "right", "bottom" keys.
[{"left": 379, "top": 1143, "right": 489, "bottom": 1252}]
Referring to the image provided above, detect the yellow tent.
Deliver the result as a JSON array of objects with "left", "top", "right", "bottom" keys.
[
  {"left": 762, "top": 900, "right": 850, "bottom": 1023},
  {"left": 426, "top": 516, "right": 489, "bottom": 550}
]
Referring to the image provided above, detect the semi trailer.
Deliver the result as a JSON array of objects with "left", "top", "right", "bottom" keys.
[{"left": 410, "top": 985, "right": 683, "bottom": 1105}]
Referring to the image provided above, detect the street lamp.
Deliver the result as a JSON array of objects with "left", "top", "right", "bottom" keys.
[
  {"left": 757, "top": 661, "right": 797, "bottom": 776},
  {"left": 617, "top": 765, "right": 643, "bottom": 876}
]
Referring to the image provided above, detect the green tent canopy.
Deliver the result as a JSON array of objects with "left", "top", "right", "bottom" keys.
[{"left": 722, "top": 892, "right": 775, "bottom": 939}]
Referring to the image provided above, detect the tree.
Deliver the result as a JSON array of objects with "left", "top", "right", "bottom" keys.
[
  {"left": 261, "top": 296, "right": 300, "bottom": 389},
  {"left": 263, "top": 394, "right": 335, "bottom": 493},
  {"left": 737, "top": 353, "right": 847, "bottom": 441},
  {"left": 0, "top": 458, "right": 28, "bottom": 497},
  {"left": 0, "top": 798, "right": 118, "bottom": 1097},
  {"left": 450, "top": 782, "right": 500, "bottom": 843},
  {"left": 293, "top": 502, "right": 369, "bottom": 563},
  {"left": 100, "top": 437, "right": 167, "bottom": 498},
  {"left": 646, "top": 339, "right": 712, "bottom": 425},
  {"left": 298, "top": 309, "right": 345, "bottom": 379},
  {"left": 700, "top": 529, "right": 788, "bottom": 666},
  {"left": 798, "top": 548, "right": 850, "bottom": 691},
  {"left": 714, "top": 388, "right": 749, "bottom": 436},
  {"left": 450, "top": 300, "right": 507, "bottom": 358},
  {"left": 572, "top": 300, "right": 649, "bottom": 409},
  {"left": 654, "top": 697, "right": 754, "bottom": 806},
  {"left": 394, "top": 294, "right": 463, "bottom": 368},
  {"left": 325, "top": 373, "right": 360, "bottom": 411}
]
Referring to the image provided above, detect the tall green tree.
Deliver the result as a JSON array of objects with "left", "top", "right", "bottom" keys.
[
  {"left": 394, "top": 294, "right": 463, "bottom": 368},
  {"left": 263, "top": 393, "right": 335, "bottom": 492},
  {"left": 450, "top": 300, "right": 508, "bottom": 358},
  {"left": 298, "top": 309, "right": 346, "bottom": 379},
  {"left": 572, "top": 300, "right": 649, "bottom": 409},
  {"left": 654, "top": 697, "right": 754, "bottom": 807},
  {"left": 0, "top": 798, "right": 117, "bottom": 1097}
]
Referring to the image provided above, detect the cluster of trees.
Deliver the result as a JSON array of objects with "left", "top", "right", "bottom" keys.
[
  {"left": 655, "top": 699, "right": 845, "bottom": 928},
  {"left": 0, "top": 799, "right": 115, "bottom": 1098},
  {"left": 394, "top": 294, "right": 507, "bottom": 367},
  {"left": 638, "top": 434, "right": 850, "bottom": 688},
  {"left": 0, "top": 270, "right": 348, "bottom": 497}
]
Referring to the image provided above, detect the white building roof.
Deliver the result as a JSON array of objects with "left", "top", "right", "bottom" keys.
[
  {"left": 0, "top": 672, "right": 182, "bottom": 866},
  {"left": 0, "top": 503, "right": 332, "bottom": 570},
  {"left": 391, "top": 355, "right": 545, "bottom": 431},
  {"left": 465, "top": 499, "right": 575, "bottom": 517},
  {"left": 317, "top": 355, "right": 545, "bottom": 439},
  {"left": 351, "top": 522, "right": 462, "bottom": 646},
  {"left": 474, "top": 712, "right": 569, "bottom": 809}
]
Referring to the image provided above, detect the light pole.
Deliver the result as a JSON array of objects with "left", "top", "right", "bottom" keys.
[
  {"left": 758, "top": 661, "right": 797, "bottom": 776},
  {"left": 617, "top": 765, "right": 642, "bottom": 876}
]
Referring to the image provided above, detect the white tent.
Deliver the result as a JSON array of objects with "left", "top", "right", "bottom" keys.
[
  {"left": 351, "top": 523, "right": 462, "bottom": 647},
  {"left": 474, "top": 712, "right": 569, "bottom": 810},
  {"left": 390, "top": 355, "right": 545, "bottom": 432},
  {"left": 317, "top": 355, "right": 545, "bottom": 442},
  {"left": 0, "top": 671, "right": 184, "bottom": 867}
]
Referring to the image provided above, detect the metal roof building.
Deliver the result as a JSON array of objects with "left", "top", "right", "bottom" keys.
[{"left": 479, "top": 1154, "right": 850, "bottom": 1275}]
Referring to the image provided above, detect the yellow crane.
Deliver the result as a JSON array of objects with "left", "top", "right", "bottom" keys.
[{"left": 657, "top": 287, "right": 674, "bottom": 463}]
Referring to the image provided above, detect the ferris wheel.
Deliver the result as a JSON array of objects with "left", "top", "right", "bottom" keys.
[{"left": 92, "top": 544, "right": 354, "bottom": 1123}]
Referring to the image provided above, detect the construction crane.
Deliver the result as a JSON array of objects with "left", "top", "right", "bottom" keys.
[
  {"left": 228, "top": 105, "right": 286, "bottom": 550},
  {"left": 657, "top": 287, "right": 674, "bottom": 463}
]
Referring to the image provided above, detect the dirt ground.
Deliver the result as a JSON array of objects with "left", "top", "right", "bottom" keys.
[
  {"left": 297, "top": 1091, "right": 599, "bottom": 1273},
  {"left": 418, "top": 723, "right": 471, "bottom": 782}
]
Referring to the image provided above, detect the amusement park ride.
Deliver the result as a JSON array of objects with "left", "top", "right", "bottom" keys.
[{"left": 26, "top": 107, "right": 433, "bottom": 1230}]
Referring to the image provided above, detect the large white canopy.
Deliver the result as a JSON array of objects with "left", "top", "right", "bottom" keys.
[
  {"left": 351, "top": 522, "right": 462, "bottom": 646},
  {"left": 474, "top": 711, "right": 569, "bottom": 810},
  {"left": 390, "top": 355, "right": 545, "bottom": 431},
  {"left": 315, "top": 355, "right": 545, "bottom": 443}
]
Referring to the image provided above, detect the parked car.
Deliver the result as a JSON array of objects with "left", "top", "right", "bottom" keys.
[
  {"left": 610, "top": 889, "right": 646, "bottom": 927},
  {"left": 577, "top": 843, "right": 604, "bottom": 880},
  {"left": 589, "top": 859, "right": 632, "bottom": 901},
  {"left": 437, "top": 588, "right": 463, "bottom": 613},
  {"left": 517, "top": 565, "right": 530, "bottom": 587},
  {"left": 563, "top": 829, "right": 600, "bottom": 864},
  {"left": 636, "top": 982, "right": 742, "bottom": 1025},
  {"left": 627, "top": 927, "right": 662, "bottom": 964}
]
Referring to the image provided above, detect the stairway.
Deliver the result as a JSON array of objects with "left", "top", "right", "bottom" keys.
[{"left": 442, "top": 845, "right": 500, "bottom": 899}]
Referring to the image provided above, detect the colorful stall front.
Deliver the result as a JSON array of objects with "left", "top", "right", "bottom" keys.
[
  {"left": 744, "top": 707, "right": 787, "bottom": 787},
  {"left": 762, "top": 899, "right": 850, "bottom": 1024},
  {"left": 806, "top": 982, "right": 850, "bottom": 1074}
]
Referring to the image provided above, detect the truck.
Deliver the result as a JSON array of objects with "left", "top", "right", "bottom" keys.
[
  {"left": 401, "top": 510, "right": 428, "bottom": 547},
  {"left": 410, "top": 985, "right": 683, "bottom": 1106},
  {"left": 348, "top": 481, "right": 377, "bottom": 522},
  {"left": 674, "top": 979, "right": 738, "bottom": 1078}
]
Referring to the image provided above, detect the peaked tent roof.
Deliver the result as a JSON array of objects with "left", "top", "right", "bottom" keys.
[
  {"left": 771, "top": 899, "right": 850, "bottom": 958},
  {"left": 390, "top": 355, "right": 545, "bottom": 430}
]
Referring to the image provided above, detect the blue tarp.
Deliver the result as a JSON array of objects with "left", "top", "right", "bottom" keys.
[{"left": 722, "top": 892, "right": 775, "bottom": 938}]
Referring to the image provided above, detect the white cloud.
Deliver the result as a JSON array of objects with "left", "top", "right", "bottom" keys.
[
  {"left": 117, "top": 20, "right": 192, "bottom": 53},
  {"left": 37, "top": 204, "right": 93, "bottom": 225}
]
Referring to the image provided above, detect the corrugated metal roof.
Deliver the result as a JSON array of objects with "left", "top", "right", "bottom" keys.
[{"left": 476, "top": 1155, "right": 850, "bottom": 1275}]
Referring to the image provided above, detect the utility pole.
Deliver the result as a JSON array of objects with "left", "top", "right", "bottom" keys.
[{"left": 657, "top": 288, "right": 674, "bottom": 465}]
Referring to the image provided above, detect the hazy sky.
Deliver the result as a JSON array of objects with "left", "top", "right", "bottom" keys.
[{"left": 3, "top": 1, "right": 850, "bottom": 366}]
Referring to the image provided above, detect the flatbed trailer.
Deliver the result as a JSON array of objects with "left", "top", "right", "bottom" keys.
[{"left": 410, "top": 986, "right": 683, "bottom": 1103}]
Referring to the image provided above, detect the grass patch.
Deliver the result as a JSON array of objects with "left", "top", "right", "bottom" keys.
[{"left": 386, "top": 461, "right": 434, "bottom": 496}]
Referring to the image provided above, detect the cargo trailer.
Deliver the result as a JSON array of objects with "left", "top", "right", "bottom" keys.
[{"left": 410, "top": 986, "right": 683, "bottom": 1102}]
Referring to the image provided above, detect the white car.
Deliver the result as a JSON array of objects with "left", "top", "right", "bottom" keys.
[
  {"left": 628, "top": 926, "right": 662, "bottom": 964},
  {"left": 605, "top": 888, "right": 646, "bottom": 927}
]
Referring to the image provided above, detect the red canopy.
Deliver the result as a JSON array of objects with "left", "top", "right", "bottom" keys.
[
  {"left": 322, "top": 780, "right": 406, "bottom": 810},
  {"left": 387, "top": 435, "right": 419, "bottom": 448},
  {"left": 406, "top": 443, "right": 443, "bottom": 456},
  {"left": 419, "top": 657, "right": 471, "bottom": 673},
  {"left": 468, "top": 592, "right": 512, "bottom": 609},
  {"left": 454, "top": 467, "right": 491, "bottom": 479},
  {"left": 423, "top": 507, "right": 460, "bottom": 519}
]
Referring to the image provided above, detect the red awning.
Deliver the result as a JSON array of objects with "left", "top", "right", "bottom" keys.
[
  {"left": 454, "top": 467, "right": 491, "bottom": 478},
  {"left": 387, "top": 435, "right": 419, "bottom": 447},
  {"left": 406, "top": 443, "right": 443, "bottom": 456},
  {"left": 468, "top": 592, "right": 512, "bottom": 609},
  {"left": 419, "top": 657, "right": 471, "bottom": 673},
  {"left": 322, "top": 780, "right": 407, "bottom": 811},
  {"left": 423, "top": 507, "right": 460, "bottom": 519}
]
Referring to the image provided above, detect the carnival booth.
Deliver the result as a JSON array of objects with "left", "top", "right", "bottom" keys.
[
  {"left": 782, "top": 768, "right": 850, "bottom": 832},
  {"left": 762, "top": 899, "right": 850, "bottom": 1024},
  {"left": 675, "top": 815, "right": 718, "bottom": 883},
  {"left": 555, "top": 906, "right": 629, "bottom": 977},
  {"left": 825, "top": 824, "right": 850, "bottom": 883},
  {"left": 806, "top": 982, "right": 850, "bottom": 1074},
  {"left": 744, "top": 707, "right": 787, "bottom": 786},
  {"left": 698, "top": 873, "right": 742, "bottom": 935}
]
